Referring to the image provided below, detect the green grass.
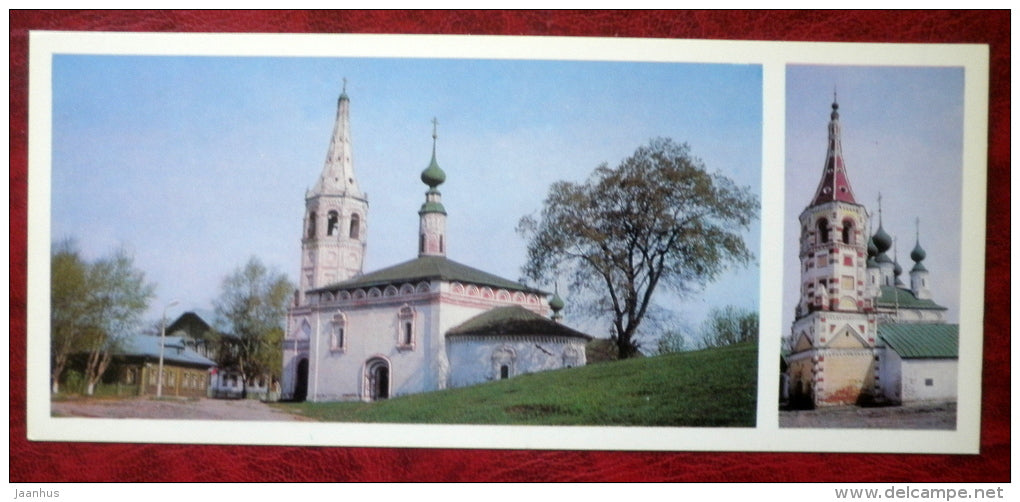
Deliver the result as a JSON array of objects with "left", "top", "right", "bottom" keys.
[{"left": 273, "top": 341, "right": 758, "bottom": 427}]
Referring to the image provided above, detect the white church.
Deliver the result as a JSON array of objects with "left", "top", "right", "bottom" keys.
[
  {"left": 281, "top": 84, "right": 591, "bottom": 402},
  {"left": 784, "top": 98, "right": 959, "bottom": 409}
]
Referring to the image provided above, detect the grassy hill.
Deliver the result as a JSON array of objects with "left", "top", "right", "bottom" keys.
[{"left": 274, "top": 341, "right": 757, "bottom": 427}]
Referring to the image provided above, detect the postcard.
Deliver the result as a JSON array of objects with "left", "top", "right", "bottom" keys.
[{"left": 27, "top": 31, "right": 987, "bottom": 453}]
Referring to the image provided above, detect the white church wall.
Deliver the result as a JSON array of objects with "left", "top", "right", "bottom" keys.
[
  {"left": 446, "top": 336, "right": 587, "bottom": 388},
  {"left": 878, "top": 347, "right": 903, "bottom": 403},
  {"left": 900, "top": 358, "right": 957, "bottom": 403},
  {"left": 308, "top": 299, "right": 434, "bottom": 401},
  {"left": 879, "top": 349, "right": 956, "bottom": 404}
]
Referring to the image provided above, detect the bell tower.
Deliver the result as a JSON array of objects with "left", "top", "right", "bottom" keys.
[
  {"left": 788, "top": 97, "right": 880, "bottom": 407},
  {"left": 298, "top": 80, "right": 368, "bottom": 304}
]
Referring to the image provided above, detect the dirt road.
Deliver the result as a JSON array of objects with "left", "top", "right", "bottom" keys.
[
  {"left": 51, "top": 397, "right": 312, "bottom": 421},
  {"left": 779, "top": 401, "right": 956, "bottom": 429}
]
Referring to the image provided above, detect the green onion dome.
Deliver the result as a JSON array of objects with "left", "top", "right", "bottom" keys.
[
  {"left": 549, "top": 292, "right": 565, "bottom": 313},
  {"left": 421, "top": 153, "right": 446, "bottom": 188},
  {"left": 910, "top": 240, "right": 927, "bottom": 263},
  {"left": 872, "top": 224, "right": 892, "bottom": 254}
]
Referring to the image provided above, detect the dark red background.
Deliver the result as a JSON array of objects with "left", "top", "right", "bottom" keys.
[{"left": 9, "top": 10, "right": 1009, "bottom": 482}]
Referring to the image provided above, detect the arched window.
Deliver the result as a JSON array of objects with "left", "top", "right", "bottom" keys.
[
  {"left": 491, "top": 346, "right": 515, "bottom": 381},
  {"left": 327, "top": 211, "right": 339, "bottom": 236},
  {"left": 349, "top": 213, "right": 361, "bottom": 239},
  {"left": 397, "top": 305, "right": 415, "bottom": 349},
  {"left": 817, "top": 218, "right": 830, "bottom": 244},
  {"left": 331, "top": 313, "right": 347, "bottom": 352},
  {"left": 307, "top": 211, "right": 317, "bottom": 238},
  {"left": 841, "top": 219, "right": 854, "bottom": 245}
]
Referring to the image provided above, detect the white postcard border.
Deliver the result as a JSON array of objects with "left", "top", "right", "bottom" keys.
[{"left": 26, "top": 31, "right": 988, "bottom": 453}]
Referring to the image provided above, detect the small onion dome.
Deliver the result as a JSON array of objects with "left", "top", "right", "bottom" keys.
[
  {"left": 831, "top": 100, "right": 840, "bottom": 120},
  {"left": 421, "top": 154, "right": 446, "bottom": 188},
  {"left": 549, "top": 292, "right": 565, "bottom": 313},
  {"left": 872, "top": 224, "right": 892, "bottom": 254},
  {"left": 893, "top": 259, "right": 903, "bottom": 277},
  {"left": 867, "top": 236, "right": 878, "bottom": 259},
  {"left": 911, "top": 241, "right": 927, "bottom": 263}
]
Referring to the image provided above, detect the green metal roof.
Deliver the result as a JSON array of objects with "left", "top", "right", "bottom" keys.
[
  {"left": 312, "top": 255, "right": 546, "bottom": 294},
  {"left": 446, "top": 305, "right": 592, "bottom": 340},
  {"left": 419, "top": 200, "right": 447, "bottom": 215},
  {"left": 875, "top": 285, "right": 947, "bottom": 311},
  {"left": 878, "top": 323, "right": 958, "bottom": 359}
]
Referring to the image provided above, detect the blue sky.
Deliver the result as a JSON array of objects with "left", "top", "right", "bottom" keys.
[
  {"left": 784, "top": 65, "right": 965, "bottom": 334},
  {"left": 51, "top": 55, "right": 762, "bottom": 342}
]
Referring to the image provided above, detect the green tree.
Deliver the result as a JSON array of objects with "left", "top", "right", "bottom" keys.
[
  {"left": 50, "top": 240, "right": 90, "bottom": 394},
  {"left": 213, "top": 257, "right": 293, "bottom": 397},
  {"left": 50, "top": 240, "right": 155, "bottom": 394},
  {"left": 519, "top": 138, "right": 757, "bottom": 359},
  {"left": 696, "top": 305, "right": 759, "bottom": 349}
]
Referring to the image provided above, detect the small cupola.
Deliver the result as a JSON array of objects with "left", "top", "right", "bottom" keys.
[
  {"left": 418, "top": 118, "right": 448, "bottom": 257},
  {"left": 549, "top": 284, "right": 565, "bottom": 322},
  {"left": 910, "top": 218, "right": 928, "bottom": 272},
  {"left": 420, "top": 117, "right": 447, "bottom": 191}
]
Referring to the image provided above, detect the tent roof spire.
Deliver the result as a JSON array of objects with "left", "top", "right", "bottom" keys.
[{"left": 809, "top": 96, "right": 858, "bottom": 206}]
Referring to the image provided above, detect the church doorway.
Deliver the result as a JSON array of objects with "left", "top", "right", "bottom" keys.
[
  {"left": 365, "top": 358, "right": 390, "bottom": 401},
  {"left": 294, "top": 358, "right": 309, "bottom": 402}
]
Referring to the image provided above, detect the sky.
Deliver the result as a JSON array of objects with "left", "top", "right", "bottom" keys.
[
  {"left": 50, "top": 55, "right": 762, "bottom": 342},
  {"left": 783, "top": 65, "right": 965, "bottom": 337}
]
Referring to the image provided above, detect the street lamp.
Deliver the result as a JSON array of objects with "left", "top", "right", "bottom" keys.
[{"left": 156, "top": 299, "right": 180, "bottom": 398}]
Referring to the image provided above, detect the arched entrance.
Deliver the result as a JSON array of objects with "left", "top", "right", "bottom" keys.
[
  {"left": 293, "top": 358, "right": 309, "bottom": 402},
  {"left": 365, "top": 358, "right": 390, "bottom": 401}
]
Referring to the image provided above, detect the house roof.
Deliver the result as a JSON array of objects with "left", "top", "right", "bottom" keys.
[
  {"left": 114, "top": 334, "right": 217, "bottom": 368},
  {"left": 878, "top": 323, "right": 958, "bottom": 359},
  {"left": 446, "top": 305, "right": 592, "bottom": 340},
  {"left": 166, "top": 311, "right": 212, "bottom": 334},
  {"left": 311, "top": 255, "right": 546, "bottom": 295},
  {"left": 875, "top": 285, "right": 947, "bottom": 311},
  {"left": 166, "top": 310, "right": 239, "bottom": 342}
]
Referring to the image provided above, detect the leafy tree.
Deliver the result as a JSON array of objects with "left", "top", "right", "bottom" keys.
[
  {"left": 519, "top": 138, "right": 757, "bottom": 359},
  {"left": 696, "top": 305, "right": 759, "bottom": 349},
  {"left": 50, "top": 240, "right": 155, "bottom": 394},
  {"left": 50, "top": 240, "right": 90, "bottom": 393},
  {"left": 213, "top": 257, "right": 292, "bottom": 397}
]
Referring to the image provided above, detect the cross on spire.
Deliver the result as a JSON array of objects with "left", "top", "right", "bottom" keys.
[{"left": 878, "top": 193, "right": 883, "bottom": 225}]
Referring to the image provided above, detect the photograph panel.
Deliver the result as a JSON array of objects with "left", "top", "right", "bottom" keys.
[{"left": 781, "top": 65, "right": 964, "bottom": 429}]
